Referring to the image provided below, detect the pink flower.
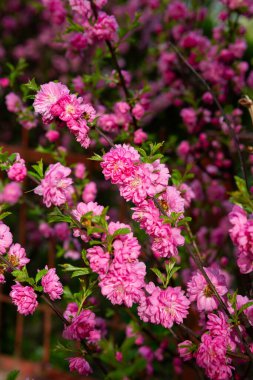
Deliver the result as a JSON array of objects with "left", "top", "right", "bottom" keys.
[
  {"left": 228, "top": 205, "right": 253, "bottom": 274},
  {"left": 10, "top": 283, "right": 38, "bottom": 315},
  {"left": 34, "top": 82, "right": 69, "bottom": 122},
  {"left": 69, "top": 0, "right": 91, "bottom": 17},
  {"left": 74, "top": 163, "right": 86, "bottom": 179},
  {"left": 41, "top": 268, "right": 63, "bottom": 300},
  {"left": 34, "top": 163, "right": 73, "bottom": 207},
  {"left": 93, "top": 12, "right": 118, "bottom": 42},
  {"left": 63, "top": 302, "right": 78, "bottom": 322},
  {"left": 98, "top": 114, "right": 118, "bottom": 132},
  {"left": 132, "top": 199, "right": 160, "bottom": 235},
  {"left": 45, "top": 130, "right": 60, "bottom": 142},
  {"left": 87, "top": 246, "right": 110, "bottom": 275},
  {"left": 82, "top": 181, "right": 97, "bottom": 203},
  {"left": 236, "top": 295, "right": 253, "bottom": 326},
  {"left": 134, "top": 129, "right": 148, "bottom": 145},
  {"left": 158, "top": 186, "right": 185, "bottom": 216},
  {"left": 99, "top": 260, "right": 146, "bottom": 307},
  {"left": 0, "top": 223, "right": 13, "bottom": 254},
  {"left": 206, "top": 311, "right": 231, "bottom": 338},
  {"left": 151, "top": 223, "right": 184, "bottom": 258},
  {"left": 196, "top": 334, "right": 233, "bottom": 380},
  {"left": 68, "top": 357, "right": 92, "bottom": 376},
  {"left": 138, "top": 284, "right": 190, "bottom": 328},
  {"left": 187, "top": 267, "right": 228, "bottom": 312},
  {"left": 178, "top": 340, "right": 194, "bottom": 361},
  {"left": 0, "top": 182, "right": 22, "bottom": 205},
  {"left": 115, "top": 351, "right": 123, "bottom": 362},
  {"left": 72, "top": 201, "right": 105, "bottom": 241},
  {"left": 51, "top": 94, "right": 86, "bottom": 123},
  {"left": 101, "top": 144, "right": 140, "bottom": 184},
  {"left": 5, "top": 92, "right": 22, "bottom": 113},
  {"left": 120, "top": 161, "right": 169, "bottom": 204},
  {"left": 0, "top": 274, "right": 5, "bottom": 284},
  {"left": 7, "top": 154, "right": 27, "bottom": 182},
  {"left": 132, "top": 103, "right": 144, "bottom": 120},
  {"left": 180, "top": 108, "right": 197, "bottom": 130},
  {"left": 109, "top": 222, "right": 141, "bottom": 262},
  {"left": 63, "top": 309, "right": 100, "bottom": 342},
  {"left": 8, "top": 243, "right": 30, "bottom": 268}
]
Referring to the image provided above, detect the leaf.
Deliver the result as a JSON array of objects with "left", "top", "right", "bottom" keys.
[
  {"left": 151, "top": 268, "right": 165, "bottom": 284},
  {"left": 237, "top": 301, "right": 253, "bottom": 315},
  {"left": 0, "top": 211, "right": 11, "bottom": 220},
  {"left": 12, "top": 268, "right": 31, "bottom": 283},
  {"left": 112, "top": 228, "right": 131, "bottom": 238},
  {"left": 89, "top": 153, "right": 103, "bottom": 161},
  {"left": 61, "top": 264, "right": 91, "bottom": 278},
  {"left": 6, "top": 370, "right": 20, "bottom": 380},
  {"left": 31, "top": 159, "right": 44, "bottom": 179},
  {"left": 35, "top": 268, "right": 48, "bottom": 283}
]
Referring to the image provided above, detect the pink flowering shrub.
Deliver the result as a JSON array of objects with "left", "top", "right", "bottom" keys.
[{"left": 0, "top": 0, "right": 253, "bottom": 379}]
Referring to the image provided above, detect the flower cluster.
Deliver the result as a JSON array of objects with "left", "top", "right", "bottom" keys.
[
  {"left": 228, "top": 205, "right": 253, "bottom": 274},
  {"left": 101, "top": 144, "right": 185, "bottom": 258},
  {"left": 34, "top": 82, "right": 96, "bottom": 147},
  {"left": 34, "top": 162, "right": 74, "bottom": 207},
  {"left": 7, "top": 153, "right": 27, "bottom": 182}
]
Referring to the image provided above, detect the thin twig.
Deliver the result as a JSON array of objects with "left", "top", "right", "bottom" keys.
[{"left": 168, "top": 41, "right": 249, "bottom": 191}]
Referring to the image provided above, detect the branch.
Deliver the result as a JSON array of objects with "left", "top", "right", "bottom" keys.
[{"left": 168, "top": 41, "right": 249, "bottom": 192}]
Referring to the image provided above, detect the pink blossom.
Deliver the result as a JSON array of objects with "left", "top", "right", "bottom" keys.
[
  {"left": 151, "top": 222, "right": 184, "bottom": 258},
  {"left": 93, "top": 12, "right": 118, "bottom": 42},
  {"left": 236, "top": 295, "right": 253, "bottom": 326},
  {"left": 10, "top": 283, "right": 38, "bottom": 315},
  {"left": 8, "top": 243, "right": 30, "bottom": 268},
  {"left": 120, "top": 161, "right": 169, "bottom": 204},
  {"left": 228, "top": 205, "right": 253, "bottom": 274},
  {"left": 82, "top": 181, "right": 97, "bottom": 203},
  {"left": 41, "top": 268, "right": 63, "bottom": 300},
  {"left": 34, "top": 82, "right": 69, "bottom": 122},
  {"left": 0, "top": 182, "right": 22, "bottom": 205},
  {"left": 68, "top": 357, "right": 92, "bottom": 376},
  {"left": 101, "top": 144, "right": 140, "bottom": 184},
  {"left": 7, "top": 154, "right": 27, "bottom": 182},
  {"left": 0, "top": 223, "right": 13, "bottom": 254},
  {"left": 72, "top": 201, "right": 105, "bottom": 241},
  {"left": 34, "top": 163, "right": 73, "bottom": 207},
  {"left": 0, "top": 274, "right": 5, "bottom": 284},
  {"left": 187, "top": 267, "right": 228, "bottom": 312},
  {"left": 63, "top": 309, "right": 100, "bottom": 342},
  {"left": 87, "top": 246, "right": 110, "bottom": 275},
  {"left": 45, "top": 130, "right": 60, "bottom": 142},
  {"left": 134, "top": 129, "right": 148, "bottom": 145},
  {"left": 138, "top": 283, "right": 190, "bottom": 328},
  {"left": 74, "top": 163, "right": 86, "bottom": 179},
  {"left": 99, "top": 260, "right": 146, "bottom": 307},
  {"left": 159, "top": 186, "right": 185, "bottom": 216},
  {"left": 5, "top": 92, "right": 22, "bottom": 113},
  {"left": 132, "top": 103, "right": 145, "bottom": 120},
  {"left": 69, "top": 0, "right": 91, "bottom": 17},
  {"left": 115, "top": 351, "right": 123, "bottom": 362},
  {"left": 178, "top": 340, "right": 194, "bottom": 361},
  {"left": 180, "top": 108, "right": 197, "bottom": 131},
  {"left": 98, "top": 114, "right": 118, "bottom": 132},
  {"left": 63, "top": 302, "right": 78, "bottom": 322},
  {"left": 132, "top": 199, "right": 160, "bottom": 235},
  {"left": 54, "top": 222, "right": 70, "bottom": 241},
  {"left": 196, "top": 334, "right": 233, "bottom": 380}
]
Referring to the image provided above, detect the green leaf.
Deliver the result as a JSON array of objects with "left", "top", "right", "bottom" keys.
[
  {"left": 6, "top": 370, "right": 20, "bottom": 380},
  {"left": 151, "top": 267, "right": 165, "bottom": 284},
  {"left": 112, "top": 228, "right": 131, "bottom": 238},
  {"left": 12, "top": 267, "right": 34, "bottom": 285},
  {"left": 0, "top": 211, "right": 11, "bottom": 220},
  {"left": 89, "top": 153, "right": 103, "bottom": 161},
  {"left": 237, "top": 301, "right": 253, "bottom": 315},
  {"left": 61, "top": 264, "right": 91, "bottom": 278},
  {"left": 35, "top": 268, "right": 48, "bottom": 283}
]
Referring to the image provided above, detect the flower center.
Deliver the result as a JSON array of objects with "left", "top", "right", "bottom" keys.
[{"left": 203, "top": 285, "right": 213, "bottom": 297}]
